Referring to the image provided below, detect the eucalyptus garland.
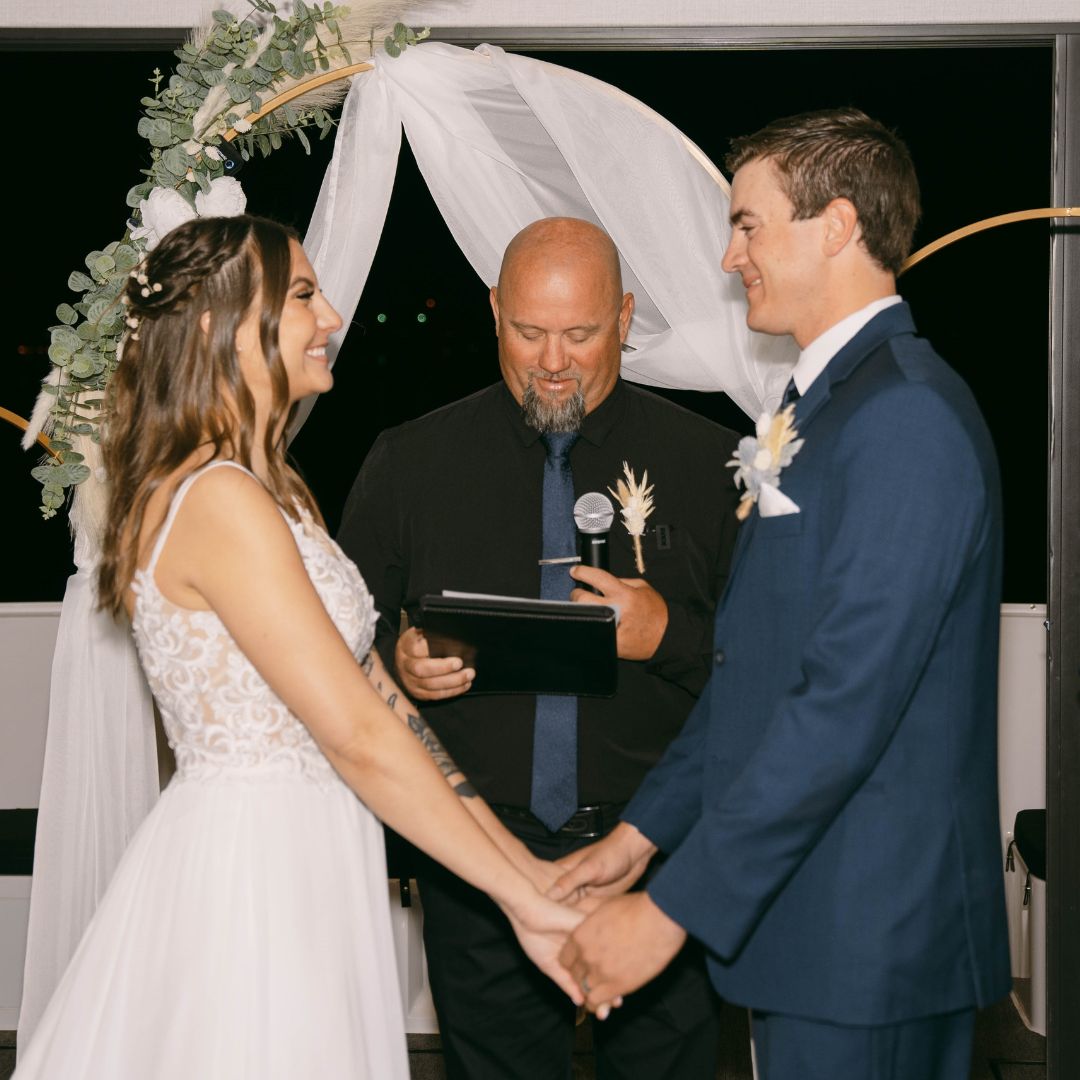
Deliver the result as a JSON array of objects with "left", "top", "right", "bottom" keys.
[{"left": 31, "top": 1, "right": 424, "bottom": 518}]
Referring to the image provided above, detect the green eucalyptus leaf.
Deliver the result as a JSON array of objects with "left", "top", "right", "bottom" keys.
[
  {"left": 195, "top": 170, "right": 212, "bottom": 194},
  {"left": 138, "top": 116, "right": 175, "bottom": 148},
  {"left": 67, "top": 270, "right": 95, "bottom": 292},
  {"left": 258, "top": 45, "right": 283, "bottom": 70},
  {"left": 48, "top": 343, "right": 72, "bottom": 365},
  {"left": 226, "top": 79, "right": 250, "bottom": 103},
  {"left": 212, "top": 9, "right": 234, "bottom": 25},
  {"left": 62, "top": 450, "right": 86, "bottom": 464},
  {"left": 162, "top": 145, "right": 190, "bottom": 176},
  {"left": 30, "top": 464, "right": 57, "bottom": 484},
  {"left": 86, "top": 297, "right": 115, "bottom": 325},
  {"left": 383, "top": 38, "right": 401, "bottom": 58},
  {"left": 296, "top": 126, "right": 311, "bottom": 154},
  {"left": 69, "top": 356, "right": 96, "bottom": 379},
  {"left": 113, "top": 245, "right": 140, "bottom": 272},
  {"left": 281, "top": 49, "right": 305, "bottom": 78},
  {"left": 172, "top": 120, "right": 195, "bottom": 140},
  {"left": 125, "top": 182, "right": 153, "bottom": 208},
  {"left": 52, "top": 327, "right": 82, "bottom": 352},
  {"left": 56, "top": 303, "right": 78, "bottom": 325}
]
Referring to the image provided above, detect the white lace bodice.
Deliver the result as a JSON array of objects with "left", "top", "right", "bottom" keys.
[{"left": 130, "top": 462, "right": 376, "bottom": 785}]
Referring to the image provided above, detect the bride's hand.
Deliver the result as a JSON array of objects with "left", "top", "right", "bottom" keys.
[{"left": 504, "top": 891, "right": 586, "bottom": 1005}]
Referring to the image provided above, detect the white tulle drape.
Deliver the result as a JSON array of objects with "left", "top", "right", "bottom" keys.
[
  {"left": 17, "top": 531, "right": 159, "bottom": 1051},
  {"left": 20, "top": 41, "right": 795, "bottom": 1047},
  {"left": 300, "top": 42, "right": 796, "bottom": 435}
]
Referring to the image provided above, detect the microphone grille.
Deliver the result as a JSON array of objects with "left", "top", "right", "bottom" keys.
[{"left": 573, "top": 492, "right": 615, "bottom": 534}]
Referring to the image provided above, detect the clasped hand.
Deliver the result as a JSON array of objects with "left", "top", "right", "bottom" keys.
[{"left": 523, "top": 823, "right": 683, "bottom": 1019}]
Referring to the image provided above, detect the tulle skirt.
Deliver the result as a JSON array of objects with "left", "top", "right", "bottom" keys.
[{"left": 14, "top": 772, "right": 409, "bottom": 1079}]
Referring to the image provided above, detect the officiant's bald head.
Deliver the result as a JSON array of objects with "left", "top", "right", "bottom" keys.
[{"left": 490, "top": 217, "right": 634, "bottom": 431}]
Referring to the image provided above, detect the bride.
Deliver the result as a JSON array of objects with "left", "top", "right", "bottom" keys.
[{"left": 14, "top": 214, "right": 583, "bottom": 1078}]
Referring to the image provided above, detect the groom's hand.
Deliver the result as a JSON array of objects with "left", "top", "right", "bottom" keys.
[
  {"left": 570, "top": 566, "right": 668, "bottom": 660},
  {"left": 547, "top": 822, "right": 656, "bottom": 901},
  {"left": 394, "top": 627, "right": 475, "bottom": 701},
  {"left": 560, "top": 892, "right": 686, "bottom": 1015}
]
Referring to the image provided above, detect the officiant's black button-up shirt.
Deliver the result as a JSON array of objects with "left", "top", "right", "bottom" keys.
[{"left": 337, "top": 379, "right": 740, "bottom": 806}]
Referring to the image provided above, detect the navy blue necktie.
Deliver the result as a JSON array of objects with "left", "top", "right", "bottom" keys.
[
  {"left": 530, "top": 432, "right": 579, "bottom": 831},
  {"left": 781, "top": 376, "right": 801, "bottom": 408}
]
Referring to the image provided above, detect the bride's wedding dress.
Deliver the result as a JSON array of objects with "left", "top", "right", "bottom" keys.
[{"left": 14, "top": 460, "right": 409, "bottom": 1078}]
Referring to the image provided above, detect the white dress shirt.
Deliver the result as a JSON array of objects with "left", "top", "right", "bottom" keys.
[{"left": 789, "top": 295, "right": 903, "bottom": 397}]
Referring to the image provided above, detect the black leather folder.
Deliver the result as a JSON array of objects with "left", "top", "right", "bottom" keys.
[{"left": 417, "top": 592, "right": 618, "bottom": 697}]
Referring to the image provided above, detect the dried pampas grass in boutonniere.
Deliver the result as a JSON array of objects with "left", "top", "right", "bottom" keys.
[{"left": 609, "top": 461, "right": 655, "bottom": 574}]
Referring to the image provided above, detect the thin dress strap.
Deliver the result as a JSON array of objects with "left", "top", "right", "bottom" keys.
[{"left": 144, "top": 460, "right": 258, "bottom": 577}]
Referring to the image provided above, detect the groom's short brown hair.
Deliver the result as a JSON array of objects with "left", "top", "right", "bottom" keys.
[{"left": 726, "top": 107, "right": 921, "bottom": 275}]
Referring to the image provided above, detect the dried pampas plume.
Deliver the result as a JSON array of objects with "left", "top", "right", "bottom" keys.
[{"left": 608, "top": 461, "right": 655, "bottom": 574}]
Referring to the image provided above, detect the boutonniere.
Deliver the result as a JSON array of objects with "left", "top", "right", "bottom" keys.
[
  {"left": 608, "top": 461, "right": 655, "bottom": 573},
  {"left": 728, "top": 405, "right": 805, "bottom": 521}
]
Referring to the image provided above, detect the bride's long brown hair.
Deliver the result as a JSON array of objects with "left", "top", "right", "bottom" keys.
[{"left": 97, "top": 214, "right": 324, "bottom": 617}]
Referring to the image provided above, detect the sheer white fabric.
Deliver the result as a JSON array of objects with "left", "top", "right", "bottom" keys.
[
  {"left": 16, "top": 529, "right": 158, "bottom": 1051},
  {"left": 300, "top": 41, "right": 796, "bottom": 439},
  {"left": 15, "top": 462, "right": 407, "bottom": 1079}
]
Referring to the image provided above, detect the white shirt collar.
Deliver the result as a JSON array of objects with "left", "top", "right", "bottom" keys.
[{"left": 790, "top": 295, "right": 903, "bottom": 397}]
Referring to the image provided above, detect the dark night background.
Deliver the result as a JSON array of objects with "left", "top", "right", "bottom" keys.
[{"left": 1, "top": 43, "right": 1053, "bottom": 603}]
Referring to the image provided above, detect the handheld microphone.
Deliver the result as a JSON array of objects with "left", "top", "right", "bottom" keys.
[{"left": 573, "top": 492, "right": 615, "bottom": 593}]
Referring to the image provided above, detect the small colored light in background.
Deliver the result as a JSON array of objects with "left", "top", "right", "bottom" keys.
[
  {"left": 376, "top": 313, "right": 388, "bottom": 323},
  {"left": 425, "top": 298, "right": 436, "bottom": 309},
  {"left": 416, "top": 313, "right": 428, "bottom": 324}
]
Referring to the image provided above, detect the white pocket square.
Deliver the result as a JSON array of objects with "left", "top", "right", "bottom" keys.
[{"left": 758, "top": 482, "right": 800, "bottom": 518}]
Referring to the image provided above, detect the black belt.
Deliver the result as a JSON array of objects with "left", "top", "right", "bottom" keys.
[{"left": 490, "top": 802, "right": 627, "bottom": 839}]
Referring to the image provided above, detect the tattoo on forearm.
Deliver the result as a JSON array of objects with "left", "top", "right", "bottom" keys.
[
  {"left": 387, "top": 692, "right": 398, "bottom": 710},
  {"left": 406, "top": 710, "right": 477, "bottom": 798},
  {"left": 361, "top": 654, "right": 374, "bottom": 677}
]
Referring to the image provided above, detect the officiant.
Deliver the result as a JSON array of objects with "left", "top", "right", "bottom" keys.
[{"left": 338, "top": 217, "right": 739, "bottom": 1077}]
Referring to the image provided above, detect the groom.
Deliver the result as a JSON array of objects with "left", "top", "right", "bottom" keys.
[{"left": 554, "top": 107, "right": 1012, "bottom": 1079}]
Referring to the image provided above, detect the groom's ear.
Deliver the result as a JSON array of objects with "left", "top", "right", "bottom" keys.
[
  {"left": 822, "top": 197, "right": 859, "bottom": 258},
  {"left": 489, "top": 286, "right": 501, "bottom": 336}
]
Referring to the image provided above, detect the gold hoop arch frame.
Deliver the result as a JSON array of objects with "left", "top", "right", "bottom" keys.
[{"left": 2, "top": 62, "right": 1076, "bottom": 451}]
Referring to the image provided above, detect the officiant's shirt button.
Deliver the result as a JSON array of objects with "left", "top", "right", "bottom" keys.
[{"left": 714, "top": 650, "right": 726, "bottom": 666}]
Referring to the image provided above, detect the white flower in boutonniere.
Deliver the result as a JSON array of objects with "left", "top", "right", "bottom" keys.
[
  {"left": 728, "top": 405, "right": 805, "bottom": 521},
  {"left": 608, "top": 461, "right": 655, "bottom": 574}
]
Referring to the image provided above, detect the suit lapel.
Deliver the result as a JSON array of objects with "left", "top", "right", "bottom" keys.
[
  {"left": 720, "top": 303, "right": 918, "bottom": 591},
  {"left": 790, "top": 302, "right": 917, "bottom": 436}
]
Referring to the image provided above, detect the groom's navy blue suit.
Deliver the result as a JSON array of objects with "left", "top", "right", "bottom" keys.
[{"left": 625, "top": 303, "right": 1011, "bottom": 1056}]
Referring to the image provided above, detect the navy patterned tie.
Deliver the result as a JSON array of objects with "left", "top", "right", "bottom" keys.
[
  {"left": 530, "top": 432, "right": 580, "bottom": 831},
  {"left": 781, "top": 376, "right": 801, "bottom": 409}
]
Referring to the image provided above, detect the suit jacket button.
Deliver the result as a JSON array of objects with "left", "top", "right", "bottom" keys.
[{"left": 714, "top": 649, "right": 726, "bottom": 666}]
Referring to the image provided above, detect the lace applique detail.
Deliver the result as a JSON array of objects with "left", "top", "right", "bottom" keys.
[{"left": 131, "top": 506, "right": 375, "bottom": 786}]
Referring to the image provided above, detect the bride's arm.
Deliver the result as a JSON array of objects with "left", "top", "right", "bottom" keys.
[
  {"left": 360, "top": 648, "right": 567, "bottom": 893},
  {"left": 156, "top": 468, "right": 582, "bottom": 1000}
]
